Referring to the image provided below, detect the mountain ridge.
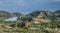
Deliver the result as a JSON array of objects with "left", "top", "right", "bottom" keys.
[
  {"left": 0, "top": 10, "right": 60, "bottom": 21},
  {"left": 25, "top": 10, "right": 60, "bottom": 23}
]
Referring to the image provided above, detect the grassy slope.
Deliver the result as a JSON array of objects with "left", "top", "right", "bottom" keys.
[{"left": 0, "top": 20, "right": 60, "bottom": 33}]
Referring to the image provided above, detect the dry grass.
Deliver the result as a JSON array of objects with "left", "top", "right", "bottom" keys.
[{"left": 0, "top": 27, "right": 41, "bottom": 33}]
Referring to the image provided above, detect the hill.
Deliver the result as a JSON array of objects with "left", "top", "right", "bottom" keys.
[
  {"left": 55, "top": 10, "right": 60, "bottom": 14},
  {"left": 0, "top": 10, "right": 60, "bottom": 22},
  {"left": 55, "top": 10, "right": 60, "bottom": 18},
  {"left": 0, "top": 11, "right": 23, "bottom": 20},
  {"left": 26, "top": 10, "right": 60, "bottom": 23}
]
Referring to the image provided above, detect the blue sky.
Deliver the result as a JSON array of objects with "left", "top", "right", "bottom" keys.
[{"left": 0, "top": 0, "right": 60, "bottom": 14}]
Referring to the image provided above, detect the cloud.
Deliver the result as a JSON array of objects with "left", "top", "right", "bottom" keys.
[
  {"left": 0, "top": 0, "right": 60, "bottom": 14},
  {"left": 0, "top": 0, "right": 27, "bottom": 7},
  {"left": 0, "top": 0, "right": 27, "bottom": 12},
  {"left": 55, "top": 0, "right": 60, "bottom": 1}
]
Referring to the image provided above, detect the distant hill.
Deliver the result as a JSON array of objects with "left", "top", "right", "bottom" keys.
[
  {"left": 0, "top": 11, "right": 10, "bottom": 17},
  {"left": 0, "top": 10, "right": 60, "bottom": 22},
  {"left": 55, "top": 10, "right": 60, "bottom": 18},
  {"left": 55, "top": 10, "right": 60, "bottom": 14},
  {"left": 0, "top": 10, "right": 23, "bottom": 20},
  {"left": 11, "top": 12, "right": 23, "bottom": 17}
]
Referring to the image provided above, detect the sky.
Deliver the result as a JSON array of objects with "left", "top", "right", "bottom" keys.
[{"left": 0, "top": 0, "right": 60, "bottom": 14}]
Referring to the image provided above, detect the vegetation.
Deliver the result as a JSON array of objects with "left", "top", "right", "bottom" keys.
[
  {"left": 0, "top": 20, "right": 60, "bottom": 33},
  {"left": 0, "top": 10, "right": 60, "bottom": 33}
]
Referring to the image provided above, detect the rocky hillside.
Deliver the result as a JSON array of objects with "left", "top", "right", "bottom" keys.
[
  {"left": 17, "top": 10, "right": 60, "bottom": 23},
  {"left": 26, "top": 10, "right": 60, "bottom": 23},
  {"left": 28, "top": 11, "right": 55, "bottom": 18}
]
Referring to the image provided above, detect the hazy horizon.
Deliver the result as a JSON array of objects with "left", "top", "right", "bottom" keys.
[{"left": 0, "top": 0, "right": 60, "bottom": 14}]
